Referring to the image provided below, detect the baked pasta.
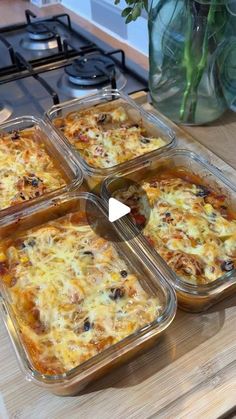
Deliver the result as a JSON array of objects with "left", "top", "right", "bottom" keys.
[
  {"left": 0, "top": 213, "right": 162, "bottom": 375},
  {"left": 0, "top": 127, "right": 65, "bottom": 210},
  {"left": 53, "top": 105, "right": 166, "bottom": 168},
  {"left": 115, "top": 170, "right": 236, "bottom": 285}
]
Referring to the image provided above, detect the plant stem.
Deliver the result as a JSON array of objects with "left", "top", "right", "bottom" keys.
[
  {"left": 179, "top": 0, "right": 194, "bottom": 121},
  {"left": 180, "top": 0, "right": 217, "bottom": 123},
  {"left": 190, "top": 0, "right": 217, "bottom": 120}
]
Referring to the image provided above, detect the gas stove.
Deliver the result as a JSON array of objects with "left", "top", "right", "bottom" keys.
[{"left": 0, "top": 9, "right": 148, "bottom": 122}]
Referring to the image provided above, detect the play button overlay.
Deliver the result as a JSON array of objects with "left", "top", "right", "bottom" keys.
[
  {"left": 86, "top": 178, "right": 151, "bottom": 242},
  {"left": 108, "top": 198, "right": 131, "bottom": 222}
]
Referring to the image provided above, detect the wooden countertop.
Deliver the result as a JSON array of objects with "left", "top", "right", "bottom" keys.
[{"left": 0, "top": 2, "right": 236, "bottom": 419}]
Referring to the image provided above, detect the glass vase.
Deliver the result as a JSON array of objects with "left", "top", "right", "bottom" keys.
[{"left": 148, "top": 0, "right": 236, "bottom": 125}]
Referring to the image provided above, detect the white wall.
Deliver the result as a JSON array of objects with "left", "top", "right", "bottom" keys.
[
  {"left": 61, "top": 0, "right": 148, "bottom": 55},
  {"left": 62, "top": 0, "right": 92, "bottom": 19}
]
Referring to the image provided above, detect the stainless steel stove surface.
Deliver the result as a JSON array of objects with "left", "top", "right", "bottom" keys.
[{"left": 0, "top": 9, "right": 148, "bottom": 122}]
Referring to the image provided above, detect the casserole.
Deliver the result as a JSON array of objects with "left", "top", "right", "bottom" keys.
[
  {"left": 46, "top": 89, "right": 175, "bottom": 190},
  {"left": 102, "top": 149, "right": 236, "bottom": 312},
  {"left": 0, "top": 192, "right": 176, "bottom": 395},
  {"left": 0, "top": 116, "right": 82, "bottom": 214}
]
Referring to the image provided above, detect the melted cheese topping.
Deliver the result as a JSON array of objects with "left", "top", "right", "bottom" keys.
[
  {"left": 53, "top": 106, "right": 166, "bottom": 168},
  {"left": 0, "top": 214, "right": 162, "bottom": 375},
  {"left": 116, "top": 172, "right": 236, "bottom": 285},
  {"left": 0, "top": 128, "right": 65, "bottom": 210}
]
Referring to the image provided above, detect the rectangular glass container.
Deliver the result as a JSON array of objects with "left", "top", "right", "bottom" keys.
[
  {"left": 0, "top": 116, "right": 83, "bottom": 215},
  {"left": 0, "top": 191, "right": 176, "bottom": 396},
  {"left": 45, "top": 89, "right": 175, "bottom": 191},
  {"left": 102, "top": 149, "right": 236, "bottom": 312}
]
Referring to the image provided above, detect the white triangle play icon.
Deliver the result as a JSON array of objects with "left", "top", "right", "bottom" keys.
[{"left": 108, "top": 198, "right": 131, "bottom": 222}]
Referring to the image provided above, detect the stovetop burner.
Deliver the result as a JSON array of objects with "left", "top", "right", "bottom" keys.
[
  {"left": 20, "top": 21, "right": 59, "bottom": 51},
  {"left": 65, "top": 54, "right": 116, "bottom": 86},
  {"left": 58, "top": 69, "right": 127, "bottom": 98},
  {"left": 20, "top": 37, "right": 58, "bottom": 51},
  {"left": 27, "top": 22, "right": 54, "bottom": 41}
]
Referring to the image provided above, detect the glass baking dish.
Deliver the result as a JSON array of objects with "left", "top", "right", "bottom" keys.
[
  {"left": 0, "top": 191, "right": 176, "bottom": 396},
  {"left": 0, "top": 116, "right": 83, "bottom": 215},
  {"left": 45, "top": 89, "right": 175, "bottom": 191},
  {"left": 102, "top": 149, "right": 236, "bottom": 312}
]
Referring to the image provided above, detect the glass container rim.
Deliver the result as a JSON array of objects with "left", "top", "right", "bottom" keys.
[{"left": 0, "top": 115, "right": 83, "bottom": 216}]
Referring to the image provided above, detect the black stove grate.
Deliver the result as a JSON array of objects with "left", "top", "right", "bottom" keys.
[
  {"left": 0, "top": 35, "right": 16, "bottom": 65},
  {"left": 14, "top": 52, "right": 60, "bottom": 105}
]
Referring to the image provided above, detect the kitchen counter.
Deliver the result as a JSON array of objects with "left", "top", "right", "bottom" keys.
[{"left": 0, "top": 2, "right": 236, "bottom": 419}]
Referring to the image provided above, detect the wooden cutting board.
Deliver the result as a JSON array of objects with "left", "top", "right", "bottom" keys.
[{"left": 0, "top": 92, "right": 236, "bottom": 419}]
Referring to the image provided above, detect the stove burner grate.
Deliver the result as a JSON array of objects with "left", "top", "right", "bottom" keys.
[{"left": 65, "top": 54, "right": 116, "bottom": 87}]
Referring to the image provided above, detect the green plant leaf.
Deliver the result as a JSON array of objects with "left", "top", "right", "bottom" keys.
[
  {"left": 125, "top": 14, "right": 133, "bottom": 23},
  {"left": 114, "top": 0, "right": 144, "bottom": 22},
  {"left": 132, "top": 4, "right": 142, "bottom": 20},
  {"left": 121, "top": 7, "right": 133, "bottom": 17}
]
